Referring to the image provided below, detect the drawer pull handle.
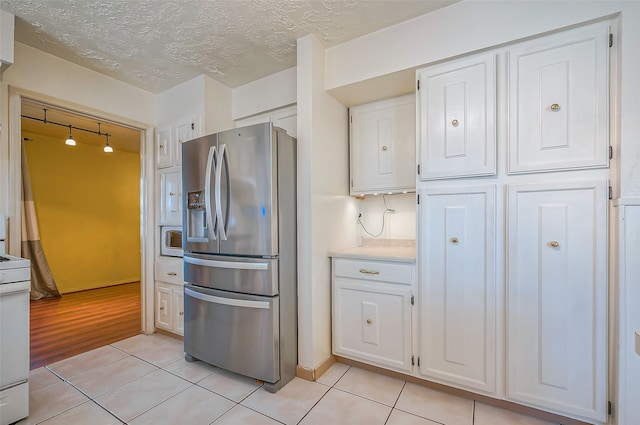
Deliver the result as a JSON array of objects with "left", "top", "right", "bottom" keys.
[
  {"left": 167, "top": 272, "right": 177, "bottom": 276},
  {"left": 160, "top": 306, "right": 165, "bottom": 311},
  {"left": 366, "top": 319, "right": 372, "bottom": 325},
  {"left": 549, "top": 241, "right": 560, "bottom": 248},
  {"left": 359, "top": 269, "right": 380, "bottom": 275},
  {"left": 450, "top": 237, "right": 459, "bottom": 244},
  {"left": 550, "top": 103, "right": 560, "bottom": 111}
]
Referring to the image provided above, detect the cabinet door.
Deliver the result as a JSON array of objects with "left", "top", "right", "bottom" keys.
[
  {"left": 173, "top": 288, "right": 184, "bottom": 335},
  {"left": 350, "top": 94, "right": 416, "bottom": 195},
  {"left": 508, "top": 21, "right": 609, "bottom": 173},
  {"left": 507, "top": 180, "right": 607, "bottom": 422},
  {"left": 417, "top": 52, "right": 496, "bottom": 180},
  {"left": 159, "top": 168, "right": 182, "bottom": 225},
  {"left": 333, "top": 277, "right": 412, "bottom": 372},
  {"left": 156, "top": 127, "right": 173, "bottom": 168},
  {"left": 156, "top": 283, "right": 172, "bottom": 330},
  {"left": 418, "top": 184, "right": 496, "bottom": 393}
]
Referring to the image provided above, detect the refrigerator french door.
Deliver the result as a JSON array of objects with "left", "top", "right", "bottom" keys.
[{"left": 181, "top": 122, "right": 297, "bottom": 392}]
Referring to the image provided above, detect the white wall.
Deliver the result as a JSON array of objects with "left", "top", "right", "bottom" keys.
[
  {"left": 232, "top": 67, "right": 296, "bottom": 120},
  {"left": 204, "top": 76, "right": 234, "bottom": 134},
  {"left": 157, "top": 74, "right": 233, "bottom": 134},
  {"left": 356, "top": 194, "right": 415, "bottom": 241},
  {"left": 297, "top": 34, "right": 358, "bottom": 370}
]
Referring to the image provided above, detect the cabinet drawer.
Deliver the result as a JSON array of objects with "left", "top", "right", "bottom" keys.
[
  {"left": 0, "top": 268, "right": 30, "bottom": 284},
  {"left": 333, "top": 258, "right": 413, "bottom": 285},
  {"left": 155, "top": 259, "right": 184, "bottom": 285}
]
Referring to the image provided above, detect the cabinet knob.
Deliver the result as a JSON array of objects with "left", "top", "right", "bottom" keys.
[
  {"left": 450, "top": 237, "right": 459, "bottom": 244},
  {"left": 167, "top": 272, "right": 177, "bottom": 276},
  {"left": 366, "top": 319, "right": 372, "bottom": 325},
  {"left": 549, "top": 241, "right": 560, "bottom": 248},
  {"left": 550, "top": 103, "right": 560, "bottom": 111},
  {"left": 179, "top": 311, "right": 184, "bottom": 316},
  {"left": 159, "top": 144, "right": 165, "bottom": 149},
  {"left": 451, "top": 119, "right": 459, "bottom": 127},
  {"left": 178, "top": 139, "right": 184, "bottom": 144},
  {"left": 160, "top": 306, "right": 165, "bottom": 311},
  {"left": 169, "top": 192, "right": 175, "bottom": 196},
  {"left": 359, "top": 268, "right": 380, "bottom": 275},
  {"left": 381, "top": 145, "right": 388, "bottom": 151}
]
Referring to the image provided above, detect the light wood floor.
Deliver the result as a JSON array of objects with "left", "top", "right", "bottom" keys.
[{"left": 30, "top": 282, "right": 141, "bottom": 370}]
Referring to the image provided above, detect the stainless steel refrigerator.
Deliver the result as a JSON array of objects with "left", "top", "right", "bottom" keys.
[{"left": 181, "top": 122, "right": 296, "bottom": 392}]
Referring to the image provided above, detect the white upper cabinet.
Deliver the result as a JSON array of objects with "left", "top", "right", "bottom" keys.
[
  {"left": 349, "top": 94, "right": 416, "bottom": 195},
  {"left": 418, "top": 184, "right": 496, "bottom": 394},
  {"left": 157, "top": 116, "right": 200, "bottom": 169},
  {"left": 417, "top": 52, "right": 496, "bottom": 180},
  {"left": 506, "top": 180, "right": 608, "bottom": 422},
  {"left": 156, "top": 126, "right": 173, "bottom": 168},
  {"left": 508, "top": 21, "right": 610, "bottom": 174},
  {"left": 159, "top": 168, "right": 182, "bottom": 225}
]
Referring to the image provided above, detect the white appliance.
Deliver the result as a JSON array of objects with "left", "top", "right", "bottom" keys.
[
  {"left": 161, "top": 226, "right": 183, "bottom": 257},
  {"left": 0, "top": 218, "right": 31, "bottom": 425}
]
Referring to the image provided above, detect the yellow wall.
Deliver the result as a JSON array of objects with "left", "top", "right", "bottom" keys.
[{"left": 23, "top": 131, "right": 141, "bottom": 294}]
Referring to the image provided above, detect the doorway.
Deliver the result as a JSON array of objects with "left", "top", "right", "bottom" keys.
[{"left": 11, "top": 95, "right": 153, "bottom": 368}]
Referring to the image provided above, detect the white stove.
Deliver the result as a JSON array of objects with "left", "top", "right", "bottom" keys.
[{"left": 0, "top": 215, "right": 31, "bottom": 425}]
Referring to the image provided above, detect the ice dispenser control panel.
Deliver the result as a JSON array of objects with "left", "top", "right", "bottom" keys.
[
  {"left": 187, "top": 191, "right": 208, "bottom": 241},
  {"left": 188, "top": 191, "right": 205, "bottom": 209}
]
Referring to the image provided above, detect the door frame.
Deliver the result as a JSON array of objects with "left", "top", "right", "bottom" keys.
[{"left": 7, "top": 86, "right": 156, "bottom": 334}]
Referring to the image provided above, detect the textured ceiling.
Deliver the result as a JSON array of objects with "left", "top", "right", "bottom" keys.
[{"left": 1, "top": 0, "right": 455, "bottom": 93}]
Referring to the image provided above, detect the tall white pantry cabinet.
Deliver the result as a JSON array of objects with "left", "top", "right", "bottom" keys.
[{"left": 416, "top": 19, "right": 612, "bottom": 424}]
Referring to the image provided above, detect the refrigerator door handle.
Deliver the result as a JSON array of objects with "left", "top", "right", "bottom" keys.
[
  {"left": 204, "top": 145, "right": 217, "bottom": 240},
  {"left": 184, "top": 255, "right": 269, "bottom": 270},
  {"left": 216, "top": 143, "right": 228, "bottom": 241},
  {"left": 185, "top": 288, "right": 271, "bottom": 309}
]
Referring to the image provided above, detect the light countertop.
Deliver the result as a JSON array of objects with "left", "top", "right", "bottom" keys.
[{"left": 329, "top": 238, "right": 416, "bottom": 263}]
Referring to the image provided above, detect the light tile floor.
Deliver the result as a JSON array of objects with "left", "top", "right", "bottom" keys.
[{"left": 19, "top": 333, "right": 561, "bottom": 425}]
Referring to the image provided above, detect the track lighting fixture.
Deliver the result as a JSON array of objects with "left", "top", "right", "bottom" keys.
[
  {"left": 65, "top": 125, "right": 76, "bottom": 146},
  {"left": 103, "top": 134, "right": 113, "bottom": 153},
  {"left": 22, "top": 108, "right": 114, "bottom": 152}
]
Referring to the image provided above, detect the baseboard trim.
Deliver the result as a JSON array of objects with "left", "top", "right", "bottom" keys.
[
  {"left": 296, "top": 355, "right": 336, "bottom": 381},
  {"left": 335, "top": 356, "right": 590, "bottom": 425},
  {"left": 155, "top": 328, "right": 184, "bottom": 341}
]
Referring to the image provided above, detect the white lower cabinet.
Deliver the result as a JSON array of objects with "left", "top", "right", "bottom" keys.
[
  {"left": 155, "top": 257, "right": 185, "bottom": 336},
  {"left": 418, "top": 184, "right": 496, "bottom": 394},
  {"left": 332, "top": 257, "right": 414, "bottom": 372},
  {"left": 507, "top": 180, "right": 608, "bottom": 422}
]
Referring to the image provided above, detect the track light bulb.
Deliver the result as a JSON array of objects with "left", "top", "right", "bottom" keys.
[
  {"left": 104, "top": 135, "right": 113, "bottom": 153},
  {"left": 65, "top": 126, "right": 76, "bottom": 146}
]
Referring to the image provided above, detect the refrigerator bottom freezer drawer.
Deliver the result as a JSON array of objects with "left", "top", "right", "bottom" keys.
[{"left": 184, "top": 284, "right": 280, "bottom": 384}]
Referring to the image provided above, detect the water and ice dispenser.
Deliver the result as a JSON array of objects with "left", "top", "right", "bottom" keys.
[{"left": 187, "top": 191, "right": 208, "bottom": 241}]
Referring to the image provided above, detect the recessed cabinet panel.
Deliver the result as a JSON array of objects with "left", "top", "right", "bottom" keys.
[
  {"left": 156, "top": 283, "right": 172, "bottom": 330},
  {"left": 350, "top": 94, "right": 416, "bottom": 195},
  {"left": 507, "top": 180, "right": 607, "bottom": 421},
  {"left": 508, "top": 21, "right": 609, "bottom": 173},
  {"left": 418, "top": 52, "right": 496, "bottom": 179},
  {"left": 156, "top": 127, "right": 172, "bottom": 168},
  {"left": 419, "top": 185, "right": 496, "bottom": 393},
  {"left": 159, "top": 168, "right": 182, "bottom": 225}
]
